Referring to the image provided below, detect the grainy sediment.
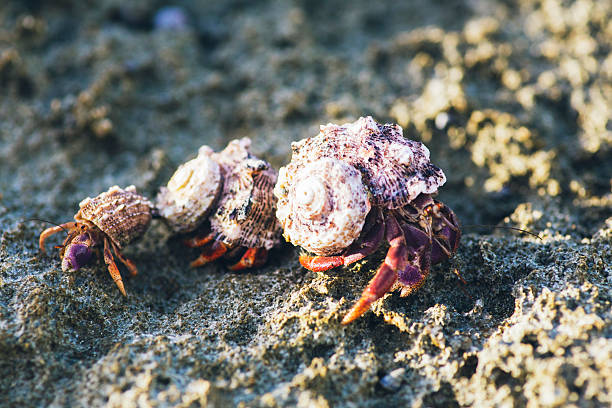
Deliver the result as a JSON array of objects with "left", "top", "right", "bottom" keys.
[{"left": 0, "top": 0, "right": 610, "bottom": 406}]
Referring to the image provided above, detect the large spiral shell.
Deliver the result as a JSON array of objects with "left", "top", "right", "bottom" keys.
[
  {"left": 156, "top": 146, "right": 222, "bottom": 233},
  {"left": 76, "top": 185, "right": 153, "bottom": 248},
  {"left": 289, "top": 116, "right": 446, "bottom": 209},
  {"left": 275, "top": 157, "right": 371, "bottom": 256}
]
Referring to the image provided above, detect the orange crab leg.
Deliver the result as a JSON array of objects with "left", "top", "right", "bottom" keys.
[
  {"left": 299, "top": 255, "right": 344, "bottom": 272},
  {"left": 103, "top": 236, "right": 127, "bottom": 296},
  {"left": 39, "top": 222, "right": 78, "bottom": 254},
  {"left": 341, "top": 215, "right": 405, "bottom": 325},
  {"left": 229, "top": 247, "right": 268, "bottom": 271},
  {"left": 190, "top": 240, "right": 228, "bottom": 268},
  {"left": 184, "top": 232, "right": 216, "bottom": 248},
  {"left": 110, "top": 240, "right": 139, "bottom": 277},
  {"left": 299, "top": 208, "right": 385, "bottom": 273}
]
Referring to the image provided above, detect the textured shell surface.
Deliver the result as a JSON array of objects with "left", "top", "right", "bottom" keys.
[
  {"left": 287, "top": 116, "right": 446, "bottom": 209},
  {"left": 156, "top": 147, "right": 222, "bottom": 233},
  {"left": 211, "top": 150, "right": 282, "bottom": 250},
  {"left": 211, "top": 137, "right": 251, "bottom": 175},
  {"left": 75, "top": 185, "right": 153, "bottom": 247},
  {"left": 274, "top": 157, "right": 371, "bottom": 256}
]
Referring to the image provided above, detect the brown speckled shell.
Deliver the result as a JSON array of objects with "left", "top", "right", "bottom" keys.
[
  {"left": 210, "top": 139, "right": 282, "bottom": 250},
  {"left": 287, "top": 116, "right": 446, "bottom": 209},
  {"left": 75, "top": 185, "right": 153, "bottom": 248}
]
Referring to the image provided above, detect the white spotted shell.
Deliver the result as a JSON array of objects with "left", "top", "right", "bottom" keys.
[
  {"left": 289, "top": 116, "right": 446, "bottom": 209},
  {"left": 156, "top": 146, "right": 222, "bottom": 233},
  {"left": 274, "top": 157, "right": 371, "bottom": 256},
  {"left": 76, "top": 185, "right": 153, "bottom": 248}
]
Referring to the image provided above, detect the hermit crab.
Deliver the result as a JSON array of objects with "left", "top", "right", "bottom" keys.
[
  {"left": 156, "top": 138, "right": 282, "bottom": 270},
  {"left": 39, "top": 185, "right": 154, "bottom": 296},
  {"left": 274, "top": 116, "right": 461, "bottom": 324}
]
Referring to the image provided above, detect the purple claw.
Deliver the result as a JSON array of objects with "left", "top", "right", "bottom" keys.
[
  {"left": 62, "top": 243, "right": 93, "bottom": 271},
  {"left": 61, "top": 233, "right": 95, "bottom": 272},
  {"left": 397, "top": 223, "right": 432, "bottom": 289}
]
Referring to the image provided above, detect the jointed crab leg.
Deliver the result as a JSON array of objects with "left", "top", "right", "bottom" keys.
[
  {"left": 110, "top": 240, "right": 139, "bottom": 277},
  {"left": 431, "top": 206, "right": 461, "bottom": 265},
  {"left": 39, "top": 222, "right": 78, "bottom": 254},
  {"left": 299, "top": 255, "right": 344, "bottom": 271},
  {"left": 184, "top": 231, "right": 216, "bottom": 248},
  {"left": 229, "top": 247, "right": 268, "bottom": 271},
  {"left": 103, "top": 236, "right": 127, "bottom": 296},
  {"left": 341, "top": 214, "right": 404, "bottom": 324},
  {"left": 190, "top": 240, "right": 228, "bottom": 268},
  {"left": 300, "top": 209, "right": 385, "bottom": 272}
]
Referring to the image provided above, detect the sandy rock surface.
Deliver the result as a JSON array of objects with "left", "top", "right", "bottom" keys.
[{"left": 0, "top": 0, "right": 610, "bottom": 406}]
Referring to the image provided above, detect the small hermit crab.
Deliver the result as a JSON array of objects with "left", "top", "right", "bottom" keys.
[
  {"left": 39, "top": 185, "right": 154, "bottom": 296},
  {"left": 274, "top": 116, "right": 461, "bottom": 324},
  {"left": 156, "top": 138, "right": 282, "bottom": 270}
]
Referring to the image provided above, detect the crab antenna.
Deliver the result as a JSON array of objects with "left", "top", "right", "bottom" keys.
[
  {"left": 462, "top": 224, "right": 542, "bottom": 240},
  {"left": 27, "top": 218, "right": 70, "bottom": 235},
  {"left": 452, "top": 268, "right": 474, "bottom": 301}
]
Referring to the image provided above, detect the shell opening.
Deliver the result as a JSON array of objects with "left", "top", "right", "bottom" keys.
[{"left": 168, "top": 166, "right": 194, "bottom": 192}]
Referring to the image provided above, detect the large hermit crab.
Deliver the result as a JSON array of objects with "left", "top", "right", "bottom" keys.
[
  {"left": 156, "top": 138, "right": 282, "bottom": 270},
  {"left": 39, "top": 185, "right": 154, "bottom": 296},
  {"left": 274, "top": 116, "right": 460, "bottom": 324}
]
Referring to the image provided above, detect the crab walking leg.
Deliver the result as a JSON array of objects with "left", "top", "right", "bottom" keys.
[
  {"left": 184, "top": 231, "right": 216, "bottom": 248},
  {"left": 299, "top": 255, "right": 344, "bottom": 272},
  {"left": 229, "top": 247, "right": 268, "bottom": 271},
  {"left": 103, "top": 236, "right": 127, "bottom": 296},
  {"left": 110, "top": 240, "right": 139, "bottom": 277},
  {"left": 300, "top": 209, "right": 385, "bottom": 272},
  {"left": 39, "top": 222, "right": 78, "bottom": 254},
  {"left": 341, "top": 214, "right": 406, "bottom": 325},
  {"left": 190, "top": 240, "right": 228, "bottom": 268}
]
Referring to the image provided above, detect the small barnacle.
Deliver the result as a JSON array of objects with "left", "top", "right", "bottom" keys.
[
  {"left": 39, "top": 185, "right": 153, "bottom": 296},
  {"left": 157, "top": 138, "right": 282, "bottom": 270},
  {"left": 275, "top": 116, "right": 461, "bottom": 323},
  {"left": 379, "top": 367, "right": 406, "bottom": 392}
]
